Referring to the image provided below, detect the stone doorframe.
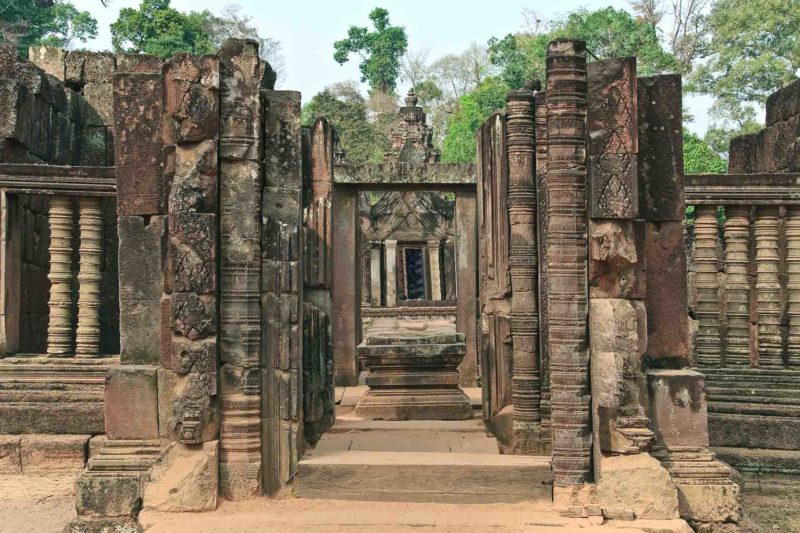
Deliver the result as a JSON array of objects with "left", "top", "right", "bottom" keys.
[{"left": 330, "top": 163, "right": 478, "bottom": 387}]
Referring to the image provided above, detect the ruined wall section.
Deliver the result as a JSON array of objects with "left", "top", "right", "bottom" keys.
[{"left": 730, "top": 79, "right": 800, "bottom": 174}]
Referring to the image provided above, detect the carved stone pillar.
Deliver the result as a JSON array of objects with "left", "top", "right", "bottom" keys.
[
  {"left": 47, "top": 195, "right": 74, "bottom": 356},
  {"left": 385, "top": 239, "right": 397, "bottom": 307},
  {"left": 787, "top": 207, "right": 800, "bottom": 367},
  {"left": 755, "top": 206, "right": 783, "bottom": 367},
  {"left": 76, "top": 196, "right": 103, "bottom": 357},
  {"left": 694, "top": 206, "right": 721, "bottom": 367},
  {"left": 545, "top": 39, "right": 591, "bottom": 486},
  {"left": 369, "top": 241, "right": 382, "bottom": 306},
  {"left": 427, "top": 239, "right": 442, "bottom": 301},
  {"left": 506, "top": 89, "right": 542, "bottom": 453},
  {"left": 723, "top": 206, "right": 751, "bottom": 366}
]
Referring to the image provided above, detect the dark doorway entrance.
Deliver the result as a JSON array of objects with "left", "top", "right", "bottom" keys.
[{"left": 403, "top": 246, "right": 426, "bottom": 300}]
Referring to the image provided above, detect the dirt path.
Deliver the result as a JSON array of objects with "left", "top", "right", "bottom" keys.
[{"left": 0, "top": 473, "right": 76, "bottom": 533}]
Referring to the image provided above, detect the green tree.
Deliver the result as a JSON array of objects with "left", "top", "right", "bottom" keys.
[
  {"left": 201, "top": 3, "right": 284, "bottom": 79},
  {"left": 489, "top": 7, "right": 677, "bottom": 91},
  {"left": 690, "top": 0, "right": 800, "bottom": 110},
  {"left": 683, "top": 131, "right": 727, "bottom": 174},
  {"left": 302, "top": 81, "right": 385, "bottom": 162},
  {"left": 441, "top": 77, "right": 509, "bottom": 163},
  {"left": 333, "top": 8, "right": 408, "bottom": 95},
  {"left": 110, "top": 0, "right": 214, "bottom": 58},
  {"left": 1, "top": 0, "right": 98, "bottom": 56},
  {"left": 554, "top": 8, "right": 677, "bottom": 75}
]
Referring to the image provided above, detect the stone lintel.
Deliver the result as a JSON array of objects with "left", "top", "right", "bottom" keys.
[
  {"left": 686, "top": 172, "right": 800, "bottom": 204},
  {"left": 334, "top": 162, "right": 476, "bottom": 186}
]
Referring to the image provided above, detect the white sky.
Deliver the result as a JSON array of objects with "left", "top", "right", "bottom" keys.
[{"left": 71, "top": 0, "right": 720, "bottom": 134}]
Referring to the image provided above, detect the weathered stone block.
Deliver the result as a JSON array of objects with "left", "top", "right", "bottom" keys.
[
  {"left": 676, "top": 483, "right": 740, "bottom": 524},
  {"left": 637, "top": 74, "right": 684, "bottom": 222},
  {"left": 118, "top": 216, "right": 166, "bottom": 365},
  {"left": 143, "top": 441, "right": 218, "bottom": 512},
  {"left": 113, "top": 73, "right": 165, "bottom": 216},
  {"left": 766, "top": 78, "right": 800, "bottom": 127},
  {"left": 597, "top": 453, "right": 679, "bottom": 520},
  {"left": 169, "top": 213, "right": 217, "bottom": 294},
  {"left": 171, "top": 292, "right": 217, "bottom": 340},
  {"left": 163, "top": 55, "right": 219, "bottom": 144},
  {"left": 19, "top": 434, "right": 88, "bottom": 473},
  {"left": 28, "top": 46, "right": 66, "bottom": 80},
  {"left": 105, "top": 366, "right": 159, "bottom": 440},
  {"left": 171, "top": 336, "right": 217, "bottom": 374},
  {"left": 115, "top": 53, "right": 162, "bottom": 74},
  {"left": 83, "top": 82, "right": 114, "bottom": 126},
  {"left": 645, "top": 221, "right": 689, "bottom": 360},
  {"left": 589, "top": 220, "right": 644, "bottom": 299},
  {"left": 590, "top": 154, "right": 638, "bottom": 219},
  {"left": 158, "top": 369, "right": 220, "bottom": 443},
  {"left": 76, "top": 472, "right": 143, "bottom": 518},
  {"left": 647, "top": 369, "right": 709, "bottom": 449},
  {"left": 0, "top": 435, "right": 21, "bottom": 474},
  {"left": 169, "top": 140, "right": 219, "bottom": 213}
]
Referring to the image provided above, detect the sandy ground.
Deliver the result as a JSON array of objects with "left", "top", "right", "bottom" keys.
[
  {"left": 0, "top": 473, "right": 77, "bottom": 533},
  {"left": 2, "top": 472, "right": 798, "bottom": 532}
]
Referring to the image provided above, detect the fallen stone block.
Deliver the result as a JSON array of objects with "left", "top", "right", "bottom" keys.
[{"left": 143, "top": 441, "right": 218, "bottom": 512}]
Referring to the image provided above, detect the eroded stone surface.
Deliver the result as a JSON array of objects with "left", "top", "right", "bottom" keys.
[
  {"left": 143, "top": 441, "right": 218, "bottom": 512},
  {"left": 597, "top": 453, "right": 679, "bottom": 520}
]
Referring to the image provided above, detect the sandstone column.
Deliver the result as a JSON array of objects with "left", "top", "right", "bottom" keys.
[
  {"left": 385, "top": 239, "right": 398, "bottom": 307},
  {"left": 755, "top": 206, "right": 783, "bottom": 367},
  {"left": 427, "top": 239, "right": 442, "bottom": 301},
  {"left": 332, "top": 188, "right": 361, "bottom": 386},
  {"left": 506, "top": 89, "right": 542, "bottom": 453},
  {"left": 723, "top": 206, "right": 752, "bottom": 366},
  {"left": 76, "top": 196, "right": 103, "bottom": 356},
  {"left": 369, "top": 241, "right": 382, "bottom": 306},
  {"left": 0, "top": 190, "right": 20, "bottom": 355},
  {"left": 455, "top": 192, "right": 478, "bottom": 387},
  {"left": 47, "top": 195, "right": 74, "bottom": 356},
  {"left": 219, "top": 39, "right": 263, "bottom": 500},
  {"left": 694, "top": 206, "right": 721, "bottom": 367},
  {"left": 545, "top": 39, "right": 591, "bottom": 486},
  {"left": 788, "top": 207, "right": 800, "bottom": 367}
]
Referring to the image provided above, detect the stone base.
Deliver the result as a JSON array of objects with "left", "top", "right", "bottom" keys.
[
  {"left": 355, "top": 387, "right": 472, "bottom": 420},
  {"left": 143, "top": 441, "right": 219, "bottom": 512},
  {"left": 596, "top": 453, "right": 680, "bottom": 520},
  {"left": 0, "top": 433, "right": 93, "bottom": 474},
  {"left": 64, "top": 517, "right": 143, "bottom": 533}
]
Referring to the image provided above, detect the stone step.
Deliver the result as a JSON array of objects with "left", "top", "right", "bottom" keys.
[
  {"left": 709, "top": 401, "right": 800, "bottom": 417},
  {"left": 296, "top": 450, "right": 552, "bottom": 503},
  {"left": 707, "top": 389, "right": 800, "bottom": 402}
]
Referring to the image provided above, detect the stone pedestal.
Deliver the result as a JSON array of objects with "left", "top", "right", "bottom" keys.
[{"left": 356, "top": 333, "right": 471, "bottom": 420}]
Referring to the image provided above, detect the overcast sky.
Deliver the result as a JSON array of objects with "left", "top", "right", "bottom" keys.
[{"left": 71, "top": 0, "right": 718, "bottom": 134}]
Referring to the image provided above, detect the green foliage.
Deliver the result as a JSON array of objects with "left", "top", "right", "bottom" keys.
[
  {"left": 302, "top": 82, "right": 385, "bottom": 163},
  {"left": 703, "top": 120, "right": 762, "bottom": 159},
  {"left": 690, "top": 0, "right": 800, "bottom": 107},
  {"left": 488, "top": 7, "right": 676, "bottom": 90},
  {"left": 683, "top": 131, "right": 727, "bottom": 174},
  {"left": 110, "top": 0, "right": 214, "bottom": 58},
  {"left": 441, "top": 77, "right": 509, "bottom": 163},
  {"left": 333, "top": 8, "right": 408, "bottom": 95},
  {"left": 1, "top": 0, "right": 98, "bottom": 56}
]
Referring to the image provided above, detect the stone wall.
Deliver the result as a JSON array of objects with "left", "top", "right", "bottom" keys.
[{"left": 729, "top": 79, "right": 800, "bottom": 174}]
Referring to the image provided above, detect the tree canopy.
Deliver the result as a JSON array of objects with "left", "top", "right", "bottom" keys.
[
  {"left": 302, "top": 81, "right": 386, "bottom": 163},
  {"left": 441, "top": 77, "right": 509, "bottom": 163},
  {"left": 110, "top": 0, "right": 214, "bottom": 58},
  {"left": 1, "top": 0, "right": 98, "bottom": 56},
  {"left": 333, "top": 8, "right": 408, "bottom": 95}
]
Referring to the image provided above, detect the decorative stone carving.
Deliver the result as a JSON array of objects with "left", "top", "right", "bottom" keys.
[
  {"left": 755, "top": 206, "right": 783, "bottom": 367},
  {"left": 47, "top": 195, "right": 74, "bottom": 356},
  {"left": 545, "top": 39, "right": 591, "bottom": 486},
  {"left": 506, "top": 90, "right": 543, "bottom": 453},
  {"left": 218, "top": 38, "right": 263, "bottom": 501},
  {"left": 694, "top": 206, "right": 721, "bottom": 367},
  {"left": 385, "top": 91, "right": 440, "bottom": 163},
  {"left": 356, "top": 333, "right": 471, "bottom": 420},
  {"left": 587, "top": 57, "right": 638, "bottom": 220},
  {"left": 723, "top": 206, "right": 752, "bottom": 366}
]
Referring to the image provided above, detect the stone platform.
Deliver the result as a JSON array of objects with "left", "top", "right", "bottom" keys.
[
  {"left": 355, "top": 333, "right": 471, "bottom": 420},
  {"left": 296, "top": 409, "right": 553, "bottom": 504}
]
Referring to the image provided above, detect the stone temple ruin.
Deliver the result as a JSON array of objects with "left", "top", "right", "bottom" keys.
[{"left": 1, "top": 35, "right": 800, "bottom": 532}]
